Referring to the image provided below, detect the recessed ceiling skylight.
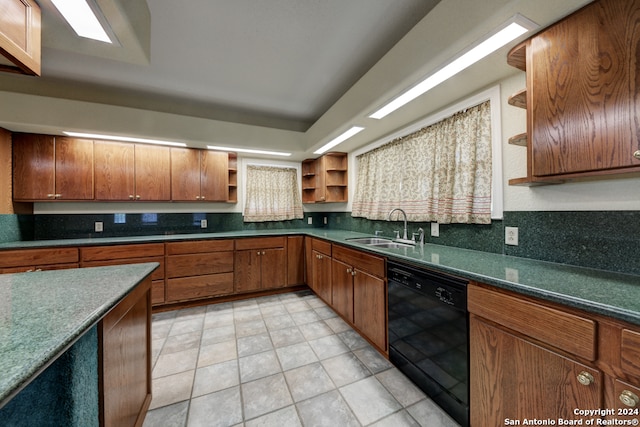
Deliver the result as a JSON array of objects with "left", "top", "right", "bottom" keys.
[{"left": 51, "top": 0, "right": 112, "bottom": 43}]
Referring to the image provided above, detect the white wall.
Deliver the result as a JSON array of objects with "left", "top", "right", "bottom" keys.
[{"left": 500, "top": 73, "right": 640, "bottom": 211}]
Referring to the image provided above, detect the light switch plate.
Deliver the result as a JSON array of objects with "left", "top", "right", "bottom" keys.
[
  {"left": 431, "top": 222, "right": 439, "bottom": 237},
  {"left": 307, "top": 217, "right": 313, "bottom": 225},
  {"left": 95, "top": 222, "right": 103, "bottom": 232}
]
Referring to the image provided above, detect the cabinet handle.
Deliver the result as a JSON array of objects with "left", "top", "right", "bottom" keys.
[
  {"left": 346, "top": 268, "right": 351, "bottom": 274},
  {"left": 351, "top": 270, "right": 356, "bottom": 276},
  {"left": 620, "top": 390, "right": 639, "bottom": 407},
  {"left": 129, "top": 195, "right": 135, "bottom": 200},
  {"left": 47, "top": 194, "right": 56, "bottom": 199},
  {"left": 55, "top": 194, "right": 62, "bottom": 199},
  {"left": 634, "top": 150, "right": 640, "bottom": 160},
  {"left": 576, "top": 371, "right": 594, "bottom": 386},
  {"left": 135, "top": 195, "right": 141, "bottom": 200}
]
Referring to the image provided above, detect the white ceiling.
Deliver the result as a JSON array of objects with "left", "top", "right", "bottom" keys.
[{"left": 0, "top": 0, "right": 593, "bottom": 159}]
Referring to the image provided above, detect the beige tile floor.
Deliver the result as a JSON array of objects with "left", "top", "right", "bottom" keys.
[{"left": 143, "top": 290, "right": 460, "bottom": 427}]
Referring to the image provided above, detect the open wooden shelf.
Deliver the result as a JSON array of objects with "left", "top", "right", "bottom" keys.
[
  {"left": 508, "top": 89, "right": 527, "bottom": 109},
  {"left": 508, "top": 133, "right": 528, "bottom": 147},
  {"left": 507, "top": 41, "right": 527, "bottom": 72}
]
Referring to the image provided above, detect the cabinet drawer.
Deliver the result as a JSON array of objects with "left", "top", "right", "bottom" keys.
[
  {"left": 166, "top": 252, "right": 234, "bottom": 278},
  {"left": 311, "top": 238, "right": 331, "bottom": 256},
  {"left": 0, "top": 247, "right": 79, "bottom": 268},
  {"left": 332, "top": 245, "right": 385, "bottom": 278},
  {"left": 166, "top": 239, "right": 234, "bottom": 255},
  {"left": 621, "top": 329, "right": 640, "bottom": 378},
  {"left": 83, "top": 257, "right": 165, "bottom": 282},
  {"left": 166, "top": 273, "right": 234, "bottom": 301},
  {"left": 468, "top": 284, "right": 596, "bottom": 361},
  {"left": 81, "top": 243, "right": 164, "bottom": 261},
  {"left": 235, "top": 237, "right": 286, "bottom": 250}
]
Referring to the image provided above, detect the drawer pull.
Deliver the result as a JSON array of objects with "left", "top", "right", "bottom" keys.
[
  {"left": 620, "top": 390, "right": 639, "bottom": 407},
  {"left": 634, "top": 150, "right": 640, "bottom": 160},
  {"left": 577, "top": 371, "right": 594, "bottom": 386}
]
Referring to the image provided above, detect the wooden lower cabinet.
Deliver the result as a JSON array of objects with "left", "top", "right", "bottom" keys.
[
  {"left": 234, "top": 237, "right": 286, "bottom": 293},
  {"left": 100, "top": 275, "right": 152, "bottom": 427},
  {"left": 470, "top": 315, "right": 602, "bottom": 425},
  {"left": 287, "top": 236, "right": 305, "bottom": 286},
  {"left": 331, "top": 258, "right": 353, "bottom": 321},
  {"left": 81, "top": 243, "right": 166, "bottom": 305},
  {"left": 166, "top": 240, "right": 234, "bottom": 302},
  {"left": 0, "top": 247, "right": 79, "bottom": 274},
  {"left": 469, "top": 282, "right": 640, "bottom": 426}
]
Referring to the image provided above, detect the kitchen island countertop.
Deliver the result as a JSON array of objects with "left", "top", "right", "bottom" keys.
[
  {"left": 1, "top": 229, "right": 639, "bottom": 326},
  {"left": 0, "top": 262, "right": 158, "bottom": 408}
]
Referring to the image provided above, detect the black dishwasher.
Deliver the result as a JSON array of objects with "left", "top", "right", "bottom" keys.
[{"left": 387, "top": 260, "right": 469, "bottom": 426}]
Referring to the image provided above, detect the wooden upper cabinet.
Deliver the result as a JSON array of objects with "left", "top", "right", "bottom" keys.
[
  {"left": 94, "top": 141, "right": 135, "bottom": 200},
  {"left": 134, "top": 144, "right": 171, "bottom": 201},
  {"left": 171, "top": 147, "right": 228, "bottom": 202},
  {"left": 200, "top": 150, "right": 228, "bottom": 201},
  {"left": 13, "top": 134, "right": 93, "bottom": 201},
  {"left": 529, "top": 0, "right": 640, "bottom": 177},
  {"left": 0, "top": 0, "right": 41, "bottom": 75}
]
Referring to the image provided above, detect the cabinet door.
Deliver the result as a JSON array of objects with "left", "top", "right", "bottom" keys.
[
  {"left": 331, "top": 258, "right": 353, "bottom": 323},
  {"left": 12, "top": 133, "right": 54, "bottom": 200},
  {"left": 135, "top": 144, "right": 170, "bottom": 201},
  {"left": 200, "top": 150, "right": 228, "bottom": 202},
  {"left": 54, "top": 137, "right": 94, "bottom": 200},
  {"left": 234, "top": 250, "right": 262, "bottom": 292},
  {"left": 0, "top": 0, "right": 41, "bottom": 75},
  {"left": 94, "top": 141, "right": 135, "bottom": 200},
  {"left": 287, "top": 236, "right": 305, "bottom": 286},
  {"left": 170, "top": 147, "right": 201, "bottom": 201},
  {"left": 311, "top": 250, "right": 332, "bottom": 304},
  {"left": 530, "top": 0, "right": 640, "bottom": 176},
  {"left": 261, "top": 247, "right": 286, "bottom": 289},
  {"left": 470, "top": 315, "right": 602, "bottom": 425},
  {"left": 353, "top": 270, "right": 386, "bottom": 351}
]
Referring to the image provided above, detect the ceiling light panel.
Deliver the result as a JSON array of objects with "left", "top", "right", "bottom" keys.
[
  {"left": 314, "top": 126, "right": 365, "bottom": 155},
  {"left": 63, "top": 132, "right": 186, "bottom": 147},
  {"left": 369, "top": 14, "right": 537, "bottom": 120},
  {"left": 207, "top": 146, "right": 292, "bottom": 157},
  {"left": 51, "top": 0, "right": 112, "bottom": 43}
]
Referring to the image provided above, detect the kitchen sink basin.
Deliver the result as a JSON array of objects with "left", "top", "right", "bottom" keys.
[
  {"left": 345, "top": 237, "right": 393, "bottom": 245},
  {"left": 369, "top": 242, "right": 415, "bottom": 249}
]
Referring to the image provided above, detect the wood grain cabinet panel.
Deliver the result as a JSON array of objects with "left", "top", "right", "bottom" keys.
[
  {"left": 0, "top": 247, "right": 79, "bottom": 274},
  {"left": 470, "top": 315, "right": 602, "bottom": 425},
  {"left": 621, "top": 329, "right": 640, "bottom": 378},
  {"left": 94, "top": 141, "right": 135, "bottom": 200},
  {"left": 0, "top": 0, "right": 41, "bottom": 75},
  {"left": 310, "top": 249, "right": 332, "bottom": 303},
  {"left": 133, "top": 144, "right": 171, "bottom": 201},
  {"left": 234, "top": 237, "right": 287, "bottom": 293},
  {"left": 331, "top": 257, "right": 353, "bottom": 322},
  {"left": 100, "top": 276, "right": 151, "bottom": 427},
  {"left": 287, "top": 236, "right": 304, "bottom": 286},
  {"left": 12, "top": 134, "right": 93, "bottom": 201},
  {"left": 171, "top": 148, "right": 228, "bottom": 202}
]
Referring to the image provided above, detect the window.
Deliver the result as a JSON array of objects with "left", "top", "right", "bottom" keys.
[
  {"left": 243, "top": 165, "right": 303, "bottom": 222},
  {"left": 352, "top": 100, "right": 493, "bottom": 224}
]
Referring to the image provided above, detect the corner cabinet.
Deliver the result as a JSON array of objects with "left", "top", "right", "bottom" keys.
[
  {"left": 507, "top": 0, "right": 640, "bottom": 185},
  {"left": 469, "top": 283, "right": 640, "bottom": 425},
  {"left": 301, "top": 152, "right": 348, "bottom": 203}
]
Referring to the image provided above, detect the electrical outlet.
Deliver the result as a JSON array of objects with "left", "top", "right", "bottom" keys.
[
  {"left": 307, "top": 217, "right": 313, "bottom": 225},
  {"left": 200, "top": 219, "right": 208, "bottom": 229},
  {"left": 431, "top": 222, "right": 439, "bottom": 237},
  {"left": 94, "top": 222, "right": 103, "bottom": 233},
  {"left": 505, "top": 267, "right": 519, "bottom": 282},
  {"left": 505, "top": 226, "right": 519, "bottom": 246},
  {"left": 323, "top": 217, "right": 327, "bottom": 225}
]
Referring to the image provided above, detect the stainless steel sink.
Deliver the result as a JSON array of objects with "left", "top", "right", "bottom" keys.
[
  {"left": 345, "top": 237, "right": 393, "bottom": 245},
  {"left": 369, "top": 242, "right": 415, "bottom": 249}
]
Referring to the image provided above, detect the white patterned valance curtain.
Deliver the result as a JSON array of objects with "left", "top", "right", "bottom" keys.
[
  {"left": 244, "top": 165, "right": 304, "bottom": 222},
  {"left": 352, "top": 101, "right": 492, "bottom": 224}
]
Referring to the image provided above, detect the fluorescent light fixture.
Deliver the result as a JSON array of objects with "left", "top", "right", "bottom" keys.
[
  {"left": 314, "top": 126, "right": 365, "bottom": 155},
  {"left": 207, "top": 145, "right": 292, "bottom": 157},
  {"left": 369, "top": 14, "right": 537, "bottom": 120},
  {"left": 51, "top": 0, "right": 112, "bottom": 43},
  {"left": 63, "top": 132, "right": 187, "bottom": 147}
]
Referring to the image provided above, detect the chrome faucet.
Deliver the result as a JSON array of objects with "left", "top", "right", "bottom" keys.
[
  {"left": 387, "top": 208, "right": 412, "bottom": 243},
  {"left": 413, "top": 227, "right": 424, "bottom": 245}
]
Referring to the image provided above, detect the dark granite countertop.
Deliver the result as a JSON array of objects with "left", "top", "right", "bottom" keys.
[
  {"left": 0, "top": 263, "right": 159, "bottom": 408},
  {"left": 1, "top": 229, "right": 639, "bottom": 326}
]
